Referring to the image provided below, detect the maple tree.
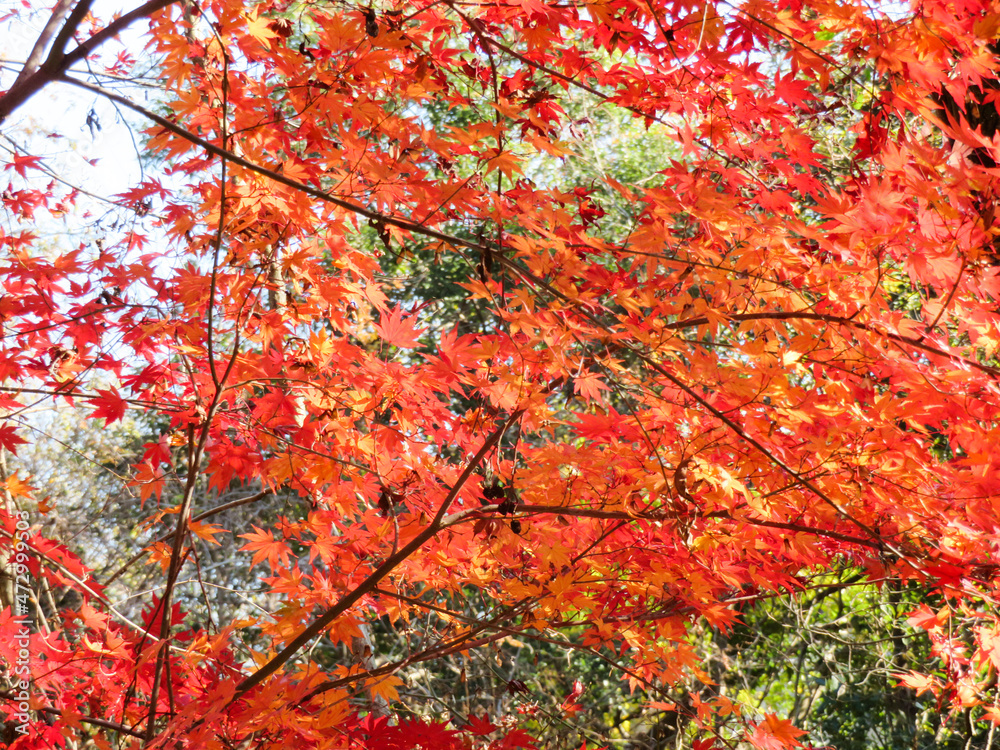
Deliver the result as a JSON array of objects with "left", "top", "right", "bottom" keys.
[{"left": 4, "top": 0, "right": 1000, "bottom": 747}]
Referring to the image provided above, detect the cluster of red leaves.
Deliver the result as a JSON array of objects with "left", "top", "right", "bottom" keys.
[{"left": 3, "top": 0, "right": 1000, "bottom": 747}]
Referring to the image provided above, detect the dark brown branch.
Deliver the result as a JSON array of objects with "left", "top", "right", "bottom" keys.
[
  {"left": 0, "top": 0, "right": 179, "bottom": 123},
  {"left": 665, "top": 309, "right": 1000, "bottom": 379},
  {"left": 58, "top": 75, "right": 494, "bottom": 255},
  {"left": 515, "top": 504, "right": 885, "bottom": 550},
  {"left": 224, "top": 410, "right": 522, "bottom": 707},
  {"left": 15, "top": 0, "right": 76, "bottom": 83},
  {"left": 46, "top": 0, "right": 95, "bottom": 66},
  {"left": 103, "top": 490, "right": 271, "bottom": 586},
  {"left": 146, "top": 326, "right": 245, "bottom": 738},
  {"left": 0, "top": 696, "right": 146, "bottom": 739},
  {"left": 38, "top": 706, "right": 146, "bottom": 739},
  {"left": 296, "top": 596, "right": 537, "bottom": 705},
  {"left": 62, "top": 0, "right": 176, "bottom": 70}
]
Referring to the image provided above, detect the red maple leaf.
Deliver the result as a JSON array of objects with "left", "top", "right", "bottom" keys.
[
  {"left": 88, "top": 387, "right": 127, "bottom": 425},
  {"left": 496, "top": 727, "right": 538, "bottom": 749},
  {"left": 979, "top": 625, "right": 1000, "bottom": 671},
  {"left": 464, "top": 713, "right": 497, "bottom": 736},
  {"left": 562, "top": 679, "right": 585, "bottom": 714},
  {"left": 0, "top": 423, "right": 28, "bottom": 454},
  {"left": 5, "top": 151, "right": 44, "bottom": 177}
]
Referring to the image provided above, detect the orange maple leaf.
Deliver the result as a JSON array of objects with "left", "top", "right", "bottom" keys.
[
  {"left": 244, "top": 9, "right": 280, "bottom": 49},
  {"left": 2, "top": 471, "right": 34, "bottom": 498},
  {"left": 896, "top": 671, "right": 941, "bottom": 696},
  {"left": 748, "top": 714, "right": 806, "bottom": 750},
  {"left": 189, "top": 520, "right": 226, "bottom": 546},
  {"left": 375, "top": 306, "right": 424, "bottom": 349},
  {"left": 979, "top": 625, "right": 1000, "bottom": 670},
  {"left": 366, "top": 674, "right": 404, "bottom": 703},
  {"left": 573, "top": 371, "right": 608, "bottom": 402},
  {"left": 239, "top": 526, "right": 292, "bottom": 569}
]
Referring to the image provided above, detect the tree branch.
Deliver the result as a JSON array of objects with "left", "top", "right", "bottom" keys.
[
  {"left": 0, "top": 0, "right": 178, "bottom": 123},
  {"left": 14, "top": 0, "right": 76, "bottom": 83},
  {"left": 224, "top": 411, "right": 523, "bottom": 707},
  {"left": 57, "top": 75, "right": 497, "bottom": 255},
  {"left": 103, "top": 490, "right": 271, "bottom": 586},
  {"left": 665, "top": 309, "right": 1000, "bottom": 379}
]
